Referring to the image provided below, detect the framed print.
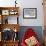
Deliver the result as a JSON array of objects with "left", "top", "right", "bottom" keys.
[
  {"left": 23, "top": 8, "right": 37, "bottom": 19},
  {"left": 9, "top": 9, "right": 18, "bottom": 15},
  {"left": 2, "top": 10, "right": 9, "bottom": 15}
]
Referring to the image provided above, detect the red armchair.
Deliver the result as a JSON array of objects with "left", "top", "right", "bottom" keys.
[{"left": 21, "top": 28, "right": 41, "bottom": 46}]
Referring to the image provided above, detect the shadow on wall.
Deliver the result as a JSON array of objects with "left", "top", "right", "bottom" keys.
[{"left": 18, "top": 26, "right": 43, "bottom": 44}]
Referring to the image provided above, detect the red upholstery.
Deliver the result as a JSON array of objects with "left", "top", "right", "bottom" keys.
[{"left": 21, "top": 28, "right": 41, "bottom": 46}]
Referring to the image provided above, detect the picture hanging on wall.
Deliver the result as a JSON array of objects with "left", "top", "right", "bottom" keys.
[{"left": 23, "top": 8, "right": 37, "bottom": 19}]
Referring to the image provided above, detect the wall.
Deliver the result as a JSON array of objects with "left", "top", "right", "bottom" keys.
[
  {"left": 0, "top": 0, "right": 44, "bottom": 26},
  {"left": 18, "top": 0, "right": 44, "bottom": 26}
]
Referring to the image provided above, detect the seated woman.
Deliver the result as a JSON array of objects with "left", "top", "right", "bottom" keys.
[{"left": 21, "top": 28, "right": 41, "bottom": 46}]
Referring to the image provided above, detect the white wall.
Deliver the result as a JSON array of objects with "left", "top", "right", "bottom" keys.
[
  {"left": 18, "top": 0, "right": 44, "bottom": 26},
  {"left": 0, "top": 0, "right": 44, "bottom": 26}
]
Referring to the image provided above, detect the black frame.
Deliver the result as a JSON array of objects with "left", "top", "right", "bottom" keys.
[{"left": 23, "top": 8, "right": 37, "bottom": 19}]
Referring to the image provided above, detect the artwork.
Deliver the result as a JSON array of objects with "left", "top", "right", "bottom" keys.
[
  {"left": 2, "top": 10, "right": 9, "bottom": 15},
  {"left": 23, "top": 8, "right": 37, "bottom": 19}
]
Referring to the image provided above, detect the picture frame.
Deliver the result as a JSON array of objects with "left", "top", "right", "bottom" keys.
[
  {"left": 2, "top": 10, "right": 9, "bottom": 15},
  {"left": 23, "top": 8, "right": 37, "bottom": 19},
  {"left": 9, "top": 10, "right": 18, "bottom": 15}
]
